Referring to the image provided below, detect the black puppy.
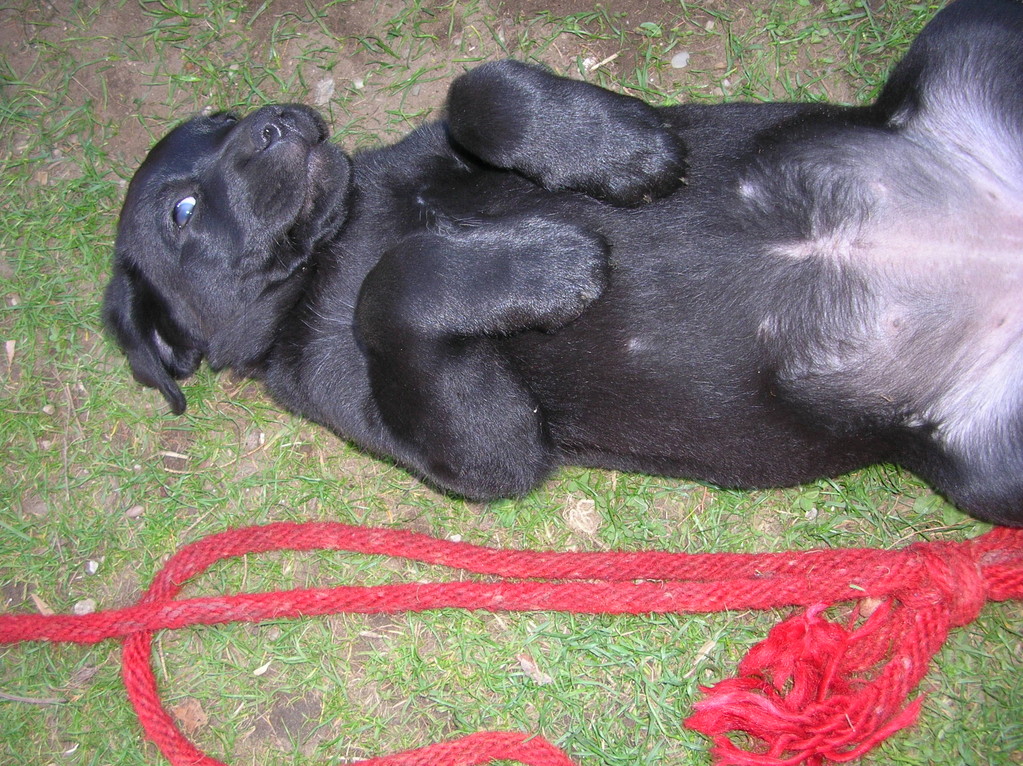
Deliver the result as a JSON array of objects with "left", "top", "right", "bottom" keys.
[{"left": 105, "top": 0, "right": 1023, "bottom": 526}]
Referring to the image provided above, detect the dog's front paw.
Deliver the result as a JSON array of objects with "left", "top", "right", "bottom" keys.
[
  {"left": 518, "top": 222, "right": 611, "bottom": 333},
  {"left": 589, "top": 123, "right": 687, "bottom": 205},
  {"left": 447, "top": 60, "right": 686, "bottom": 206}
]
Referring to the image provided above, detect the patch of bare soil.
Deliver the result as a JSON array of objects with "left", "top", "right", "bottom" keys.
[{"left": 244, "top": 691, "right": 325, "bottom": 757}]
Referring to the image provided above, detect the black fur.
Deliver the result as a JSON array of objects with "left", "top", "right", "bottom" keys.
[{"left": 105, "top": 0, "right": 1023, "bottom": 526}]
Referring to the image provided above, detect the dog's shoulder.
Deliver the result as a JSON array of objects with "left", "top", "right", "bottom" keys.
[{"left": 352, "top": 121, "right": 468, "bottom": 189}]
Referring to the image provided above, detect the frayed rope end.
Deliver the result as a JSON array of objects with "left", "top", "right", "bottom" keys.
[{"left": 685, "top": 603, "right": 926, "bottom": 766}]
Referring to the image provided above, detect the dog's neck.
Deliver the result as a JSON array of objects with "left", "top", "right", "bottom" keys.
[{"left": 204, "top": 261, "right": 315, "bottom": 377}]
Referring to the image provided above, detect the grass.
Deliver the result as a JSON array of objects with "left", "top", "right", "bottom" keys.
[{"left": 1, "top": 0, "right": 1021, "bottom": 764}]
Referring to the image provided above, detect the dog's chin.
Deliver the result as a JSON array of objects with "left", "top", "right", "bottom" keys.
[{"left": 288, "top": 140, "right": 350, "bottom": 247}]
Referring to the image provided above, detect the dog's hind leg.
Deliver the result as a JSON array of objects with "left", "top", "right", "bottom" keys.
[
  {"left": 446, "top": 60, "right": 686, "bottom": 205},
  {"left": 354, "top": 216, "right": 609, "bottom": 499},
  {"left": 871, "top": 0, "right": 1023, "bottom": 177}
]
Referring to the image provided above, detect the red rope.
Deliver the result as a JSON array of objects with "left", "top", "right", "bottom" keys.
[{"left": 1, "top": 521, "right": 1022, "bottom": 765}]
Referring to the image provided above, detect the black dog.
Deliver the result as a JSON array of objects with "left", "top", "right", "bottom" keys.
[{"left": 105, "top": 0, "right": 1023, "bottom": 526}]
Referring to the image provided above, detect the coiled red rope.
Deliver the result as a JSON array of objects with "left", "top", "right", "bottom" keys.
[{"left": 2, "top": 521, "right": 1022, "bottom": 765}]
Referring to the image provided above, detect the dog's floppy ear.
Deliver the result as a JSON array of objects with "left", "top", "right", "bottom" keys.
[{"left": 103, "top": 261, "right": 202, "bottom": 415}]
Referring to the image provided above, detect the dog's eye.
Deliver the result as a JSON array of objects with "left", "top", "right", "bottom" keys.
[{"left": 173, "top": 196, "right": 197, "bottom": 228}]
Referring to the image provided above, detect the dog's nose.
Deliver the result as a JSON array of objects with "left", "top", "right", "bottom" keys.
[{"left": 253, "top": 105, "right": 328, "bottom": 150}]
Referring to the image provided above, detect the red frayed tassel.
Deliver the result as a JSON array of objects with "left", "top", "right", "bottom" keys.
[{"left": 685, "top": 569, "right": 974, "bottom": 766}]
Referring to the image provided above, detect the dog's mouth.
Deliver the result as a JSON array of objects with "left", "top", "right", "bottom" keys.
[{"left": 232, "top": 104, "right": 350, "bottom": 248}]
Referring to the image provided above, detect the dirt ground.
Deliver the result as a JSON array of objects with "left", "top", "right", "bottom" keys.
[{"left": 0, "top": 0, "right": 867, "bottom": 167}]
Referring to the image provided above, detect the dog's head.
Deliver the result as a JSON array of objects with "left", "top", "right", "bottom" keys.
[{"left": 104, "top": 105, "right": 351, "bottom": 413}]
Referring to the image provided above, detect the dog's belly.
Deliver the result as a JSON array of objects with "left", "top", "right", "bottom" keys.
[
  {"left": 507, "top": 118, "right": 1023, "bottom": 492},
  {"left": 505, "top": 271, "right": 887, "bottom": 489},
  {"left": 768, "top": 137, "right": 1023, "bottom": 462},
  {"left": 515, "top": 345, "right": 882, "bottom": 488}
]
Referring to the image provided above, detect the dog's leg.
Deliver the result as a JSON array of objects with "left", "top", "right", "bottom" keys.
[
  {"left": 446, "top": 60, "right": 686, "bottom": 206},
  {"left": 355, "top": 217, "right": 608, "bottom": 499}
]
